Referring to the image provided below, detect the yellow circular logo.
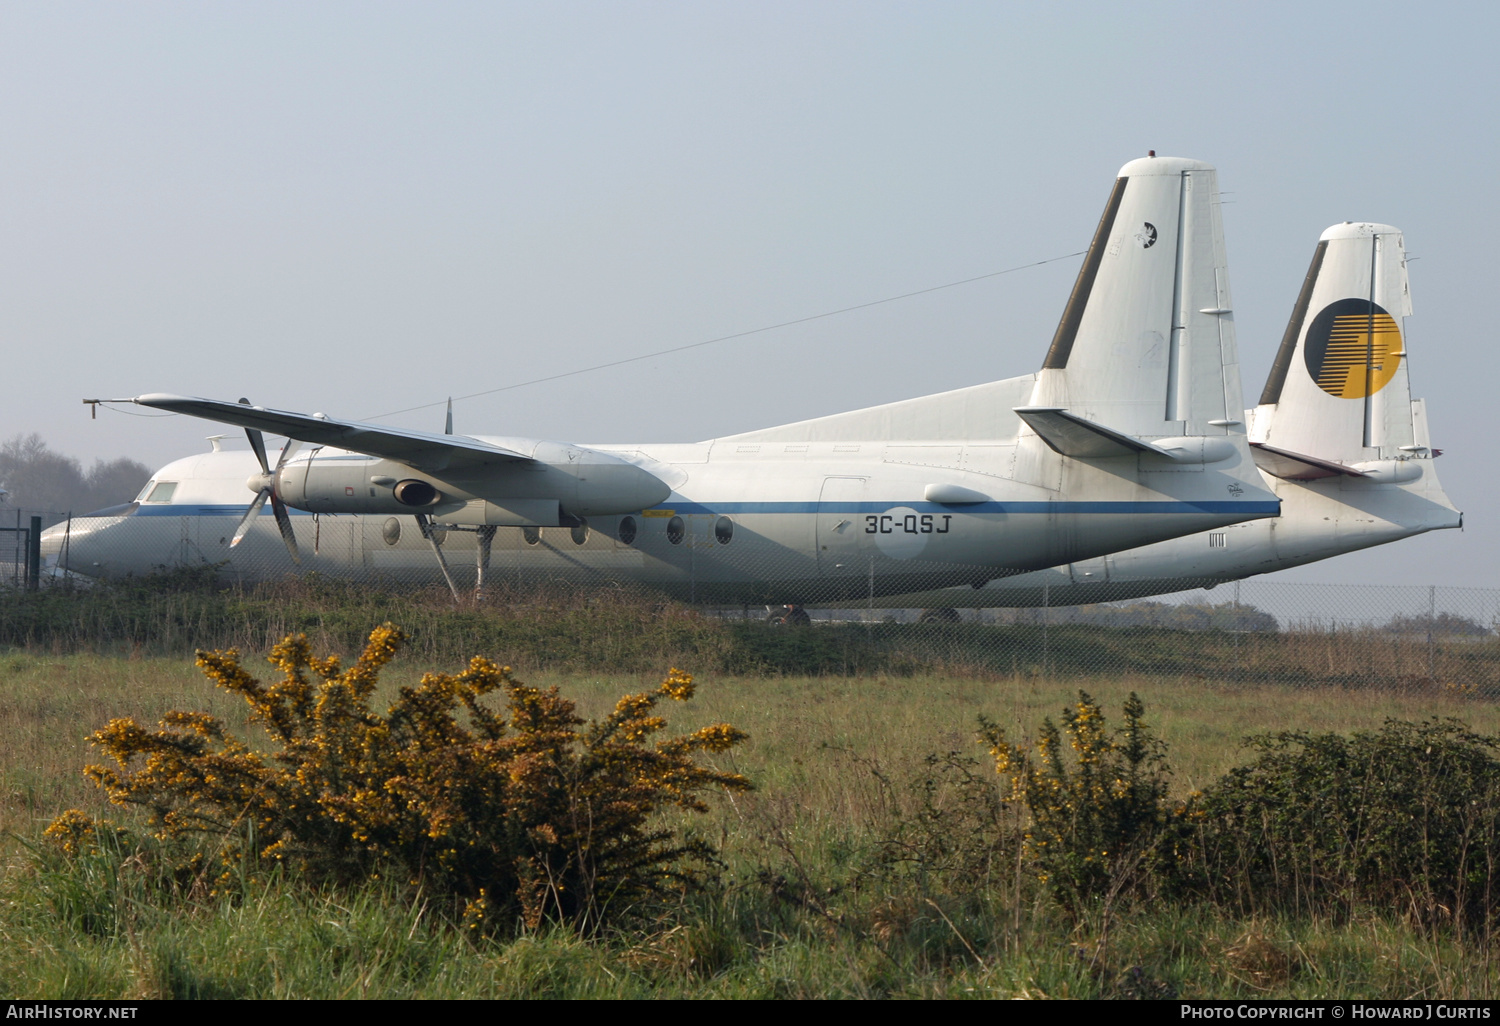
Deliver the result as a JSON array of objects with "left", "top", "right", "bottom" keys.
[{"left": 1303, "top": 298, "right": 1402, "bottom": 399}]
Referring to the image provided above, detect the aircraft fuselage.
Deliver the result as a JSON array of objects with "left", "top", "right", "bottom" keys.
[{"left": 47, "top": 438, "right": 1277, "bottom": 605}]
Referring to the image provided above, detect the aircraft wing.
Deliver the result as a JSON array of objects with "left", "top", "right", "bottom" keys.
[{"left": 131, "top": 394, "right": 534, "bottom": 472}]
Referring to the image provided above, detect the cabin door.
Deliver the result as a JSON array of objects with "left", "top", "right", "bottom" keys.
[{"left": 817, "top": 477, "right": 868, "bottom": 579}]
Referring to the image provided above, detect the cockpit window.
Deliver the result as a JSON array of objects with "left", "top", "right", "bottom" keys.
[{"left": 144, "top": 481, "right": 178, "bottom": 503}]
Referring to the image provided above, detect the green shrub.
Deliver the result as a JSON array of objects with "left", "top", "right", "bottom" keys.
[
  {"left": 48, "top": 624, "right": 751, "bottom": 930},
  {"left": 850, "top": 746, "right": 1018, "bottom": 890},
  {"left": 1189, "top": 718, "right": 1500, "bottom": 926},
  {"left": 981, "top": 692, "right": 1181, "bottom": 909}
]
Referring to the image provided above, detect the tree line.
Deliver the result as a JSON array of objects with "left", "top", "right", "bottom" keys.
[{"left": 0, "top": 434, "right": 151, "bottom": 516}]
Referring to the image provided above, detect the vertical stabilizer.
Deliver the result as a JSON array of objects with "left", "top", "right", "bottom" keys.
[
  {"left": 1253, "top": 223, "right": 1416, "bottom": 465},
  {"left": 1030, "top": 156, "right": 1243, "bottom": 441}
]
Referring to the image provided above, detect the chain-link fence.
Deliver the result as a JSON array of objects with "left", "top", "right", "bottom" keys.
[
  {"left": 16, "top": 509, "right": 1495, "bottom": 693},
  {"left": 747, "top": 580, "right": 1499, "bottom": 694},
  {"left": 0, "top": 508, "right": 69, "bottom": 591}
]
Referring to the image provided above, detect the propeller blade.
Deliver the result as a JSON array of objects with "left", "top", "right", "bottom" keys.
[
  {"left": 239, "top": 399, "right": 271, "bottom": 475},
  {"left": 270, "top": 494, "right": 301, "bottom": 564},
  {"left": 245, "top": 429, "right": 270, "bottom": 475},
  {"left": 230, "top": 488, "right": 271, "bottom": 548},
  {"left": 445, "top": 398, "right": 453, "bottom": 435},
  {"left": 235, "top": 402, "right": 301, "bottom": 561},
  {"left": 274, "top": 437, "right": 302, "bottom": 471}
]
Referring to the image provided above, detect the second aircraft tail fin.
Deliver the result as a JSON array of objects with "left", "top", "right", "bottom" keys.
[{"left": 1250, "top": 222, "right": 1423, "bottom": 477}]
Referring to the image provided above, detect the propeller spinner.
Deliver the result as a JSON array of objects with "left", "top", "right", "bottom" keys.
[{"left": 230, "top": 398, "right": 302, "bottom": 563}]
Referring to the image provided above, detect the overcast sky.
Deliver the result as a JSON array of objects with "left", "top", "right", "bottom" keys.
[{"left": 2, "top": 1, "right": 1494, "bottom": 588}]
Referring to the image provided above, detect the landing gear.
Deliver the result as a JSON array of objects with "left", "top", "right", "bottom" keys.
[
  {"left": 474, "top": 525, "right": 496, "bottom": 599},
  {"left": 918, "top": 607, "right": 962, "bottom": 624},
  {"left": 415, "top": 515, "right": 498, "bottom": 603},
  {"left": 415, "top": 513, "right": 460, "bottom": 601},
  {"left": 766, "top": 603, "right": 812, "bottom": 626}
]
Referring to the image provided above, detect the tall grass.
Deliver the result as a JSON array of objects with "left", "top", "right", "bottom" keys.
[
  {"left": 3, "top": 573, "right": 1497, "bottom": 689},
  {"left": 7, "top": 631, "right": 1500, "bottom": 998}
]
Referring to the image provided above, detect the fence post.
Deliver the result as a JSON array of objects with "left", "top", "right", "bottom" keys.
[
  {"left": 1233, "top": 580, "right": 1242, "bottom": 675},
  {"left": 1042, "top": 582, "right": 1050, "bottom": 681},
  {"left": 26, "top": 516, "right": 41, "bottom": 592},
  {"left": 1428, "top": 584, "right": 1437, "bottom": 680}
]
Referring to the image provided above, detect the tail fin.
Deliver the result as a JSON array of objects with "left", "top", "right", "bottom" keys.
[
  {"left": 1251, "top": 223, "right": 1419, "bottom": 474},
  {"left": 1027, "top": 155, "right": 1243, "bottom": 441}
]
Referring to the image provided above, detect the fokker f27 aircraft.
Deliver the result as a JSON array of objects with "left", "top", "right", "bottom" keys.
[{"left": 61, "top": 155, "right": 1292, "bottom": 601}]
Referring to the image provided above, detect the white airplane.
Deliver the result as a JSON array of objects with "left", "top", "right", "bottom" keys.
[{"left": 51, "top": 155, "right": 1288, "bottom": 600}]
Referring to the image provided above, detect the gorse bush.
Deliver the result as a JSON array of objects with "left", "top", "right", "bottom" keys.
[
  {"left": 48, "top": 624, "right": 751, "bottom": 930},
  {"left": 981, "top": 692, "right": 1181, "bottom": 909},
  {"left": 970, "top": 694, "right": 1500, "bottom": 929}
]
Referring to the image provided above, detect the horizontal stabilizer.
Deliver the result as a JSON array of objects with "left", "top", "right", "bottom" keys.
[
  {"left": 1014, "top": 407, "right": 1168, "bottom": 459},
  {"left": 1249, "top": 441, "right": 1370, "bottom": 481},
  {"left": 131, "top": 394, "right": 534, "bottom": 472}
]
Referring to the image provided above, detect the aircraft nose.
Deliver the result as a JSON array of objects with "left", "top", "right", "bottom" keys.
[
  {"left": 41, "top": 514, "right": 123, "bottom": 575},
  {"left": 39, "top": 522, "right": 66, "bottom": 561}
]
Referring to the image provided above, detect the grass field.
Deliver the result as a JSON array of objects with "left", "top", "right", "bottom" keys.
[{"left": 6, "top": 634, "right": 1500, "bottom": 999}]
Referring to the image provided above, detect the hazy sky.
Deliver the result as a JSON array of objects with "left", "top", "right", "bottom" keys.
[{"left": 2, "top": 1, "right": 1495, "bottom": 587}]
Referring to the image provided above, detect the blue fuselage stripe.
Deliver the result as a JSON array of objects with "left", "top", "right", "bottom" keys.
[
  {"left": 124, "top": 500, "right": 1278, "bottom": 518},
  {"left": 657, "top": 501, "right": 1277, "bottom": 515}
]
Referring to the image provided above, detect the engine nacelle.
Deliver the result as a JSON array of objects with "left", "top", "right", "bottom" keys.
[
  {"left": 274, "top": 446, "right": 670, "bottom": 524},
  {"left": 393, "top": 479, "right": 440, "bottom": 507}
]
